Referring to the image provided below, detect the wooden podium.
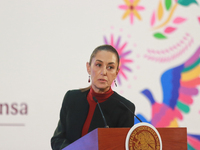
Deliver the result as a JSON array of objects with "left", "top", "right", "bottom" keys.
[{"left": 62, "top": 127, "right": 187, "bottom": 150}]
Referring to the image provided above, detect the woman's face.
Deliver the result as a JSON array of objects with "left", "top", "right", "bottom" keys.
[{"left": 87, "top": 50, "right": 119, "bottom": 93}]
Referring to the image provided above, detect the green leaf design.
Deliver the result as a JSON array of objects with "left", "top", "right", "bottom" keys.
[
  {"left": 165, "top": 0, "right": 172, "bottom": 10},
  {"left": 153, "top": 33, "right": 167, "bottom": 39},
  {"left": 177, "top": 101, "right": 190, "bottom": 113},
  {"left": 177, "top": 0, "right": 198, "bottom": 6}
]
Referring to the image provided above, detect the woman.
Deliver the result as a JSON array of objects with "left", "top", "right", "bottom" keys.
[{"left": 51, "top": 45, "right": 135, "bottom": 150}]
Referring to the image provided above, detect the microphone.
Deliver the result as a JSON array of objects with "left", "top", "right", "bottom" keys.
[
  {"left": 114, "top": 97, "right": 142, "bottom": 123},
  {"left": 93, "top": 97, "right": 109, "bottom": 128}
]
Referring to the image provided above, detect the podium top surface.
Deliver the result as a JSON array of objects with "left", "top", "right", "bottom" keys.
[{"left": 63, "top": 127, "right": 187, "bottom": 150}]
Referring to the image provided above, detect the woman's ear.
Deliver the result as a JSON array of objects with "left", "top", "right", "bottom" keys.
[
  {"left": 86, "top": 62, "right": 91, "bottom": 75},
  {"left": 116, "top": 68, "right": 120, "bottom": 76}
]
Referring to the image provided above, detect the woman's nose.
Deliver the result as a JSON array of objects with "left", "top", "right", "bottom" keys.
[{"left": 101, "top": 67, "right": 107, "bottom": 75}]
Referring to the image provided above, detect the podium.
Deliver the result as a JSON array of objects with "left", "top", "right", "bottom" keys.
[{"left": 62, "top": 127, "right": 187, "bottom": 150}]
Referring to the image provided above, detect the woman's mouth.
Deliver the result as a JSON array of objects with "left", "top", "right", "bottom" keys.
[{"left": 98, "top": 79, "right": 107, "bottom": 82}]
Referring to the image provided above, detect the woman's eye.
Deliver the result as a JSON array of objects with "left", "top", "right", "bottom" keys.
[
  {"left": 108, "top": 66, "right": 114, "bottom": 69},
  {"left": 96, "top": 64, "right": 101, "bottom": 67}
]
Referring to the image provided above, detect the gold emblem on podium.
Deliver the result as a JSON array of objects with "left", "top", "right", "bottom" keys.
[{"left": 125, "top": 123, "right": 162, "bottom": 150}]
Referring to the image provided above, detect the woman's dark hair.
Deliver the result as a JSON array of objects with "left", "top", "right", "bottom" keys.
[
  {"left": 89, "top": 44, "right": 120, "bottom": 69},
  {"left": 80, "top": 44, "right": 120, "bottom": 92}
]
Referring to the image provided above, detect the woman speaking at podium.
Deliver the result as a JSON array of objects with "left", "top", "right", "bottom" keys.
[{"left": 51, "top": 45, "right": 135, "bottom": 150}]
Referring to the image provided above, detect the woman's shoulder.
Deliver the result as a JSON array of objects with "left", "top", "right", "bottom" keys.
[
  {"left": 65, "top": 89, "right": 87, "bottom": 96},
  {"left": 64, "top": 88, "right": 89, "bottom": 99},
  {"left": 61, "top": 88, "right": 89, "bottom": 106},
  {"left": 66, "top": 89, "right": 82, "bottom": 94}
]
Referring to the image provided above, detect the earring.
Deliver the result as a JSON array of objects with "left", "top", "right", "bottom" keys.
[
  {"left": 114, "top": 80, "right": 117, "bottom": 87},
  {"left": 88, "top": 76, "right": 90, "bottom": 83}
]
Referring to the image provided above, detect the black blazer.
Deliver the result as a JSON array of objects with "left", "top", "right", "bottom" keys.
[{"left": 51, "top": 89, "right": 135, "bottom": 150}]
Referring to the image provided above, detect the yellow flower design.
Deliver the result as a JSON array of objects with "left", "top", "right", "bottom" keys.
[{"left": 119, "top": 0, "right": 145, "bottom": 24}]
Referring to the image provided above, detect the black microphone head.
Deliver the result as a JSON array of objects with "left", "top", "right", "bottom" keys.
[{"left": 93, "top": 97, "right": 98, "bottom": 103}]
